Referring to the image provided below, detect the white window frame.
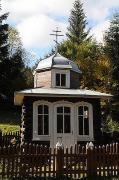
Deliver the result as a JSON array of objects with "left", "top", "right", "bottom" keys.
[
  {"left": 76, "top": 102, "right": 94, "bottom": 141},
  {"left": 51, "top": 69, "right": 70, "bottom": 88},
  {"left": 33, "top": 101, "right": 51, "bottom": 141},
  {"left": 33, "top": 100, "right": 94, "bottom": 143}
]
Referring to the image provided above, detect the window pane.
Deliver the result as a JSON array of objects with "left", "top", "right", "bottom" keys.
[
  {"left": 38, "top": 105, "right": 43, "bottom": 114},
  {"left": 38, "top": 115, "right": 43, "bottom": 135},
  {"left": 64, "top": 107, "right": 70, "bottom": 113},
  {"left": 84, "top": 106, "right": 88, "bottom": 111},
  {"left": 57, "top": 107, "right": 63, "bottom": 113},
  {"left": 84, "top": 118, "right": 89, "bottom": 135},
  {"left": 57, "top": 115, "right": 63, "bottom": 133},
  {"left": 56, "top": 73, "right": 60, "bottom": 86},
  {"left": 79, "top": 116, "right": 83, "bottom": 135},
  {"left": 64, "top": 115, "right": 70, "bottom": 133},
  {"left": 78, "top": 106, "right": 83, "bottom": 115},
  {"left": 61, "top": 74, "right": 66, "bottom": 86},
  {"left": 84, "top": 106, "right": 89, "bottom": 118},
  {"left": 44, "top": 115, "right": 49, "bottom": 135},
  {"left": 44, "top": 105, "right": 48, "bottom": 114}
]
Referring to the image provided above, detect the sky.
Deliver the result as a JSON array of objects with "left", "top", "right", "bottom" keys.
[{"left": 1, "top": 0, "right": 119, "bottom": 65}]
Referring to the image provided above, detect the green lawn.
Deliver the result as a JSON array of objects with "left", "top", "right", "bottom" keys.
[
  {"left": 0, "top": 109, "right": 20, "bottom": 133},
  {"left": 0, "top": 124, "right": 20, "bottom": 133}
]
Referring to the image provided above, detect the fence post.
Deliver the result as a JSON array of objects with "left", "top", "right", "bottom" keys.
[
  {"left": 0, "top": 130, "right": 2, "bottom": 145},
  {"left": 86, "top": 142, "right": 96, "bottom": 177},
  {"left": 56, "top": 141, "right": 63, "bottom": 177}
]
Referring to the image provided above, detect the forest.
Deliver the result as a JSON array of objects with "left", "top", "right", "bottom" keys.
[{"left": 0, "top": 0, "right": 119, "bottom": 133}]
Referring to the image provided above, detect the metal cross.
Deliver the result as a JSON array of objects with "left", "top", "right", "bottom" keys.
[{"left": 50, "top": 27, "right": 64, "bottom": 52}]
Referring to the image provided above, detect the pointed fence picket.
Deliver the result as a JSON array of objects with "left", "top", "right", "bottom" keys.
[{"left": 0, "top": 143, "right": 119, "bottom": 179}]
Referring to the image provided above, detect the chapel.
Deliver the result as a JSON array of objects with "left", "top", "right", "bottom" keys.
[{"left": 14, "top": 52, "right": 112, "bottom": 148}]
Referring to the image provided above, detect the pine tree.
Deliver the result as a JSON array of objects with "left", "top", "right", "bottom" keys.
[
  {"left": 67, "top": 0, "right": 89, "bottom": 45},
  {"left": 0, "top": 13, "right": 9, "bottom": 62},
  {"left": 0, "top": 6, "right": 9, "bottom": 99}
]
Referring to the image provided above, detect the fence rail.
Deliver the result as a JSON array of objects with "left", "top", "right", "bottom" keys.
[{"left": 0, "top": 143, "right": 119, "bottom": 179}]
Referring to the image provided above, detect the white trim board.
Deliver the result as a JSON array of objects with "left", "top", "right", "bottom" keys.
[
  {"left": 33, "top": 100, "right": 94, "bottom": 147},
  {"left": 51, "top": 69, "right": 70, "bottom": 88}
]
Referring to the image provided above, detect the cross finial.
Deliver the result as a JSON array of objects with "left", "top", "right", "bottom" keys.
[{"left": 50, "top": 27, "right": 64, "bottom": 53}]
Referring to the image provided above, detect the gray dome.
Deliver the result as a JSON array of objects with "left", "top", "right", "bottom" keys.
[{"left": 35, "top": 53, "right": 81, "bottom": 73}]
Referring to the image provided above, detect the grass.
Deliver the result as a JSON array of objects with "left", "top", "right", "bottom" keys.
[
  {"left": 0, "top": 124, "right": 20, "bottom": 133},
  {"left": 0, "top": 109, "right": 20, "bottom": 133}
]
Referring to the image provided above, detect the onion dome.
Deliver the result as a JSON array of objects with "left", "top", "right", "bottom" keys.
[{"left": 35, "top": 53, "right": 81, "bottom": 74}]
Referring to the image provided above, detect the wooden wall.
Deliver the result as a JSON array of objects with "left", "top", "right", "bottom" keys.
[
  {"left": 34, "top": 70, "right": 51, "bottom": 88},
  {"left": 70, "top": 71, "right": 80, "bottom": 89},
  {"left": 34, "top": 70, "right": 81, "bottom": 89},
  {"left": 21, "top": 96, "right": 102, "bottom": 145}
]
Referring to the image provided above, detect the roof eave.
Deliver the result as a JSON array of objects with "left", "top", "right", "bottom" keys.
[{"left": 14, "top": 92, "right": 112, "bottom": 106}]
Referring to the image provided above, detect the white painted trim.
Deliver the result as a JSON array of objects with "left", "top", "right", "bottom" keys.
[
  {"left": 33, "top": 100, "right": 94, "bottom": 145},
  {"left": 75, "top": 101, "right": 94, "bottom": 141},
  {"left": 33, "top": 100, "right": 52, "bottom": 141},
  {"left": 51, "top": 69, "right": 70, "bottom": 88},
  {"left": 53, "top": 101, "right": 75, "bottom": 148}
]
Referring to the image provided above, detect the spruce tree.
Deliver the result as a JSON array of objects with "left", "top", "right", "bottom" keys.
[
  {"left": 0, "top": 6, "right": 9, "bottom": 99},
  {"left": 105, "top": 13, "right": 119, "bottom": 95},
  {"left": 59, "top": 0, "right": 90, "bottom": 60},
  {"left": 104, "top": 13, "right": 119, "bottom": 123},
  {"left": 67, "top": 0, "right": 89, "bottom": 45}
]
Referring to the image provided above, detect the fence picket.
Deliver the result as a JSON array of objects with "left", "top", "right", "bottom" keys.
[
  {"left": 74, "top": 144, "right": 77, "bottom": 179},
  {"left": 0, "top": 143, "right": 119, "bottom": 178},
  {"left": 0, "top": 131, "right": 20, "bottom": 147}
]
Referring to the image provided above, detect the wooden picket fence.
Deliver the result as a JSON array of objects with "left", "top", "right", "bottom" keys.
[
  {"left": 0, "top": 131, "right": 20, "bottom": 146},
  {"left": 0, "top": 143, "right": 119, "bottom": 179}
]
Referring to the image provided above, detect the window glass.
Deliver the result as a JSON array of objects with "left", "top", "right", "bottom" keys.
[
  {"left": 57, "top": 107, "right": 63, "bottom": 113},
  {"left": 78, "top": 106, "right": 89, "bottom": 135},
  {"left": 38, "top": 105, "right": 49, "bottom": 135},
  {"left": 84, "top": 118, "right": 89, "bottom": 135},
  {"left": 57, "top": 106, "right": 71, "bottom": 134},
  {"left": 61, "top": 74, "right": 66, "bottom": 86},
  {"left": 38, "top": 115, "right": 43, "bottom": 135},
  {"left": 56, "top": 73, "right": 60, "bottom": 86},
  {"left": 44, "top": 115, "right": 49, "bottom": 135},
  {"left": 84, "top": 106, "right": 89, "bottom": 119},
  {"left": 38, "top": 105, "right": 43, "bottom": 114},
  {"left": 64, "top": 115, "right": 70, "bottom": 133},
  {"left": 56, "top": 73, "right": 66, "bottom": 87},
  {"left": 64, "top": 107, "right": 70, "bottom": 113},
  {"left": 57, "top": 114, "right": 63, "bottom": 133},
  {"left": 78, "top": 116, "right": 83, "bottom": 135},
  {"left": 78, "top": 106, "right": 83, "bottom": 115},
  {"left": 44, "top": 105, "right": 48, "bottom": 114}
]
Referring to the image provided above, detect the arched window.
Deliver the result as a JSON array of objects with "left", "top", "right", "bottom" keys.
[
  {"left": 78, "top": 105, "right": 89, "bottom": 136},
  {"left": 38, "top": 105, "right": 49, "bottom": 135}
]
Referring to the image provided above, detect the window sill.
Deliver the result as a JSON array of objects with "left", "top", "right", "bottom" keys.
[
  {"left": 33, "top": 135, "right": 51, "bottom": 141},
  {"left": 77, "top": 135, "right": 94, "bottom": 141},
  {"left": 53, "top": 86, "right": 69, "bottom": 89}
]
